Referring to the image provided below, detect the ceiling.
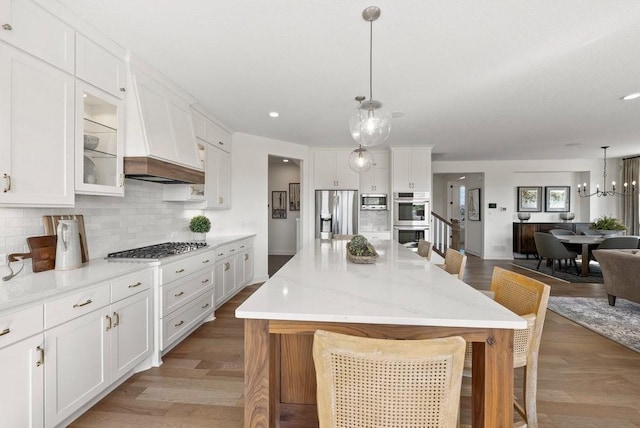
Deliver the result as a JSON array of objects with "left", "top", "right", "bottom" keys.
[{"left": 56, "top": 0, "right": 640, "bottom": 161}]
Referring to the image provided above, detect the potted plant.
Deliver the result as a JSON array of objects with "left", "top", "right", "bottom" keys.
[
  {"left": 189, "top": 215, "right": 211, "bottom": 242},
  {"left": 590, "top": 215, "right": 627, "bottom": 236}
]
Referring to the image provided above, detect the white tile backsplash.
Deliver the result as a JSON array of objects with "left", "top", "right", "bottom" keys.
[
  {"left": 0, "top": 179, "right": 198, "bottom": 273},
  {"left": 359, "top": 210, "right": 390, "bottom": 232}
]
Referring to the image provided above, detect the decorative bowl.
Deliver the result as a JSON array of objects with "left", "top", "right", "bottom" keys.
[
  {"left": 346, "top": 242, "right": 378, "bottom": 264},
  {"left": 517, "top": 213, "right": 531, "bottom": 221},
  {"left": 84, "top": 134, "right": 99, "bottom": 150},
  {"left": 559, "top": 212, "right": 575, "bottom": 221}
]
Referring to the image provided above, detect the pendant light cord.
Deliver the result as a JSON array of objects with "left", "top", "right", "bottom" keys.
[{"left": 369, "top": 19, "right": 373, "bottom": 103}]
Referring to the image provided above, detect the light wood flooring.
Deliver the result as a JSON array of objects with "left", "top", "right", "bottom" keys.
[{"left": 71, "top": 255, "right": 640, "bottom": 428}]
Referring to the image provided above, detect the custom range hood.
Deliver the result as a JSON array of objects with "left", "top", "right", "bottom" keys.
[{"left": 123, "top": 56, "right": 205, "bottom": 184}]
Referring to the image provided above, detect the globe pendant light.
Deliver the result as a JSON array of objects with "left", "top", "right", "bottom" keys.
[
  {"left": 349, "top": 6, "right": 391, "bottom": 147},
  {"left": 348, "top": 144, "right": 373, "bottom": 172}
]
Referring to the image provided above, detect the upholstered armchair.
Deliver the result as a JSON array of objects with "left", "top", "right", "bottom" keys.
[{"left": 592, "top": 249, "right": 640, "bottom": 306}]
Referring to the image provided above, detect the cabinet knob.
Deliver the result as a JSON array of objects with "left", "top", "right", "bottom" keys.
[
  {"left": 2, "top": 173, "right": 11, "bottom": 192},
  {"left": 218, "top": 141, "right": 224, "bottom": 146},
  {"left": 119, "top": 87, "right": 126, "bottom": 92},
  {"left": 2, "top": 23, "right": 12, "bottom": 31}
]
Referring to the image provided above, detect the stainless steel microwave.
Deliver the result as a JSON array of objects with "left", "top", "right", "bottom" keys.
[{"left": 361, "top": 194, "right": 388, "bottom": 210}]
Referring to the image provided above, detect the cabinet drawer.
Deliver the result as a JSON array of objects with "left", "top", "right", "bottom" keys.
[
  {"left": 160, "top": 250, "right": 214, "bottom": 284},
  {"left": 111, "top": 269, "right": 153, "bottom": 302},
  {"left": 0, "top": 305, "right": 43, "bottom": 349},
  {"left": 162, "top": 290, "right": 214, "bottom": 350},
  {"left": 44, "top": 284, "right": 110, "bottom": 329},
  {"left": 236, "top": 239, "right": 252, "bottom": 252},
  {"left": 161, "top": 270, "right": 213, "bottom": 317}
]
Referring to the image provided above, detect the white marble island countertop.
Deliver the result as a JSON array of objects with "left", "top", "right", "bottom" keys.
[{"left": 236, "top": 239, "right": 526, "bottom": 329}]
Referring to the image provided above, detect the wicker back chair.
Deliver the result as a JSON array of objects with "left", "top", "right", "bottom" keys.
[
  {"left": 333, "top": 234, "right": 354, "bottom": 240},
  {"left": 465, "top": 267, "right": 550, "bottom": 428},
  {"left": 417, "top": 239, "right": 433, "bottom": 260},
  {"left": 441, "top": 248, "right": 467, "bottom": 280},
  {"left": 313, "top": 330, "right": 465, "bottom": 428}
]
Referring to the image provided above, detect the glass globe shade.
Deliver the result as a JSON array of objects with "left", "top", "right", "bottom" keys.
[
  {"left": 348, "top": 147, "right": 373, "bottom": 172},
  {"left": 349, "top": 103, "right": 392, "bottom": 147}
]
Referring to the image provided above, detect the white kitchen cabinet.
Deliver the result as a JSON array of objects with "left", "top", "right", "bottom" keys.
[
  {"left": 0, "top": 333, "right": 45, "bottom": 428},
  {"left": 0, "top": 43, "right": 74, "bottom": 207},
  {"left": 75, "top": 33, "right": 126, "bottom": 99},
  {"left": 360, "top": 151, "right": 389, "bottom": 194},
  {"left": 0, "top": 0, "right": 75, "bottom": 73},
  {"left": 192, "top": 107, "right": 232, "bottom": 153},
  {"left": 75, "top": 81, "right": 125, "bottom": 196},
  {"left": 391, "top": 147, "right": 431, "bottom": 192},
  {"left": 45, "top": 307, "right": 111, "bottom": 427},
  {"left": 234, "top": 240, "right": 253, "bottom": 290},
  {"left": 131, "top": 69, "right": 201, "bottom": 169},
  {"left": 214, "top": 250, "right": 235, "bottom": 308},
  {"left": 314, "top": 149, "right": 359, "bottom": 189},
  {"left": 203, "top": 143, "right": 231, "bottom": 209}
]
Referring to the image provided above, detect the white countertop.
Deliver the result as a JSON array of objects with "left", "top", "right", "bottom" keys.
[
  {"left": 0, "top": 234, "right": 254, "bottom": 315},
  {"left": 236, "top": 239, "right": 526, "bottom": 329}
]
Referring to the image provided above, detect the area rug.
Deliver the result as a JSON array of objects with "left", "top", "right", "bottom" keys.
[
  {"left": 547, "top": 296, "right": 640, "bottom": 353},
  {"left": 511, "top": 259, "right": 603, "bottom": 283}
]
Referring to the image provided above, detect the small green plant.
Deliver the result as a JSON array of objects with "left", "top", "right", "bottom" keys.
[
  {"left": 189, "top": 215, "right": 211, "bottom": 233},
  {"left": 590, "top": 215, "right": 626, "bottom": 231},
  {"left": 347, "top": 235, "right": 376, "bottom": 256}
]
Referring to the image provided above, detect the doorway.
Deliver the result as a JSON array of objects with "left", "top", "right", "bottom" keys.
[
  {"left": 448, "top": 181, "right": 465, "bottom": 251},
  {"left": 267, "top": 155, "right": 301, "bottom": 276}
]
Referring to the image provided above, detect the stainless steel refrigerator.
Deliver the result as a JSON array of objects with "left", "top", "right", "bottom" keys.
[{"left": 315, "top": 190, "right": 358, "bottom": 239}]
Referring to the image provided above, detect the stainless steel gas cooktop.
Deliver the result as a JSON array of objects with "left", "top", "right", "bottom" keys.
[{"left": 107, "top": 242, "right": 208, "bottom": 261}]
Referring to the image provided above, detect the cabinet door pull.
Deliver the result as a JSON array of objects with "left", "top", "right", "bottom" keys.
[
  {"left": 218, "top": 141, "right": 224, "bottom": 146},
  {"left": 128, "top": 281, "right": 142, "bottom": 288},
  {"left": 175, "top": 268, "right": 185, "bottom": 274},
  {"left": 113, "top": 312, "right": 120, "bottom": 327},
  {"left": 36, "top": 346, "right": 44, "bottom": 367},
  {"left": 217, "top": 253, "right": 224, "bottom": 257},
  {"left": 106, "top": 315, "right": 112, "bottom": 331},
  {"left": 201, "top": 303, "right": 210, "bottom": 309},
  {"left": 73, "top": 299, "right": 92, "bottom": 308},
  {"left": 2, "top": 23, "right": 12, "bottom": 31},
  {"left": 244, "top": 254, "right": 249, "bottom": 261},
  {"left": 174, "top": 320, "right": 184, "bottom": 327},
  {"left": 224, "top": 262, "right": 230, "bottom": 271},
  {"left": 0, "top": 328, "right": 10, "bottom": 337},
  {"left": 174, "top": 291, "right": 184, "bottom": 297},
  {"left": 202, "top": 259, "right": 210, "bottom": 263},
  {"left": 2, "top": 173, "right": 11, "bottom": 192},
  {"left": 229, "top": 249, "right": 235, "bottom": 252},
  {"left": 201, "top": 278, "right": 209, "bottom": 284},
  {"left": 240, "top": 245, "right": 245, "bottom": 249},
  {"left": 119, "top": 87, "right": 126, "bottom": 92}
]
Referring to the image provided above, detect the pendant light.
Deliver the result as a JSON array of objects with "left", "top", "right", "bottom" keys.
[
  {"left": 348, "top": 144, "right": 373, "bottom": 172},
  {"left": 577, "top": 146, "right": 636, "bottom": 197},
  {"left": 349, "top": 6, "right": 391, "bottom": 147}
]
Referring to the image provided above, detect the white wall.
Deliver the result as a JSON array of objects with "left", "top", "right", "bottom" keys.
[
  {"left": 268, "top": 161, "right": 300, "bottom": 255},
  {"left": 433, "top": 157, "right": 624, "bottom": 259},
  {"left": 206, "top": 133, "right": 310, "bottom": 282}
]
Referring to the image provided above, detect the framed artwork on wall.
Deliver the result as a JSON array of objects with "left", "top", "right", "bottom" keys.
[
  {"left": 289, "top": 183, "right": 300, "bottom": 211},
  {"left": 517, "top": 186, "right": 542, "bottom": 212},
  {"left": 468, "top": 188, "right": 481, "bottom": 221},
  {"left": 545, "top": 186, "right": 570, "bottom": 212},
  {"left": 272, "top": 191, "right": 287, "bottom": 219}
]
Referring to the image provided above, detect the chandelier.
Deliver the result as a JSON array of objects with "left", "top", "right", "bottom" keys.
[
  {"left": 348, "top": 6, "right": 391, "bottom": 147},
  {"left": 577, "top": 146, "right": 636, "bottom": 197}
]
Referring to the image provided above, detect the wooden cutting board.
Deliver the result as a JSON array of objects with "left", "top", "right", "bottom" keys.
[
  {"left": 27, "top": 235, "right": 58, "bottom": 272},
  {"left": 42, "top": 215, "right": 89, "bottom": 263}
]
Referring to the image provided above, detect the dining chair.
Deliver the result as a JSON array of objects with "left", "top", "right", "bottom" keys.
[
  {"left": 533, "top": 232, "right": 579, "bottom": 275},
  {"left": 464, "top": 267, "right": 551, "bottom": 428},
  {"left": 439, "top": 248, "right": 467, "bottom": 280},
  {"left": 548, "top": 229, "right": 576, "bottom": 236},
  {"left": 417, "top": 239, "right": 433, "bottom": 260},
  {"left": 313, "top": 329, "right": 466, "bottom": 428},
  {"left": 333, "top": 234, "right": 354, "bottom": 240},
  {"left": 596, "top": 236, "right": 639, "bottom": 250}
]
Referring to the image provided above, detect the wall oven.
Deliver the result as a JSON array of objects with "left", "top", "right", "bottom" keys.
[
  {"left": 361, "top": 193, "right": 388, "bottom": 210},
  {"left": 393, "top": 192, "right": 430, "bottom": 226},
  {"left": 393, "top": 226, "right": 429, "bottom": 251}
]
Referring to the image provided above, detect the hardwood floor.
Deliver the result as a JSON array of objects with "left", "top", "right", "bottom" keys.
[{"left": 71, "top": 255, "right": 640, "bottom": 427}]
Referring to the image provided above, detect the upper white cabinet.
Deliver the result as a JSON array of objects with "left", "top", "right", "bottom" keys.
[
  {"left": 192, "top": 108, "right": 232, "bottom": 153},
  {"left": 128, "top": 66, "right": 201, "bottom": 170},
  {"left": 75, "top": 34, "right": 126, "bottom": 99},
  {"left": 0, "top": 0, "right": 75, "bottom": 73},
  {"left": 360, "top": 151, "right": 389, "bottom": 194},
  {"left": 314, "top": 149, "right": 359, "bottom": 190},
  {"left": 0, "top": 43, "right": 74, "bottom": 207},
  {"left": 391, "top": 147, "right": 431, "bottom": 192},
  {"left": 75, "top": 81, "right": 125, "bottom": 196},
  {"left": 203, "top": 143, "right": 231, "bottom": 209}
]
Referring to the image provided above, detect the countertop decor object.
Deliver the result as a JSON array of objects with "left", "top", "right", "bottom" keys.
[
  {"left": 345, "top": 234, "right": 378, "bottom": 264},
  {"left": 518, "top": 212, "right": 531, "bottom": 221},
  {"left": 189, "top": 215, "right": 211, "bottom": 242},
  {"left": 43, "top": 215, "right": 89, "bottom": 263},
  {"left": 84, "top": 134, "right": 99, "bottom": 150}
]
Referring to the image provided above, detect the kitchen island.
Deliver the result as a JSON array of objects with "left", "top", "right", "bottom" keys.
[{"left": 236, "top": 239, "right": 526, "bottom": 427}]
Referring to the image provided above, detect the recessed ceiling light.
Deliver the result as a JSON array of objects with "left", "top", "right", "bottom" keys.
[
  {"left": 621, "top": 92, "right": 640, "bottom": 101},
  {"left": 269, "top": 111, "right": 279, "bottom": 118},
  {"left": 282, "top": 159, "right": 289, "bottom": 163},
  {"left": 459, "top": 176, "right": 466, "bottom": 180}
]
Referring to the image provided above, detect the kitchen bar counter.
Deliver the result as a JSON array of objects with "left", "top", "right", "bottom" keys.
[
  {"left": 0, "top": 234, "right": 254, "bottom": 315},
  {"left": 236, "top": 239, "right": 526, "bottom": 427}
]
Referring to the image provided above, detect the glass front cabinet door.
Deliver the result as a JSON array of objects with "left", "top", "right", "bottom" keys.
[{"left": 75, "top": 82, "right": 124, "bottom": 196}]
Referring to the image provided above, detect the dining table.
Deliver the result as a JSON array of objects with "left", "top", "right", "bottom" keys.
[
  {"left": 236, "top": 239, "right": 526, "bottom": 427},
  {"left": 557, "top": 235, "right": 604, "bottom": 276}
]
